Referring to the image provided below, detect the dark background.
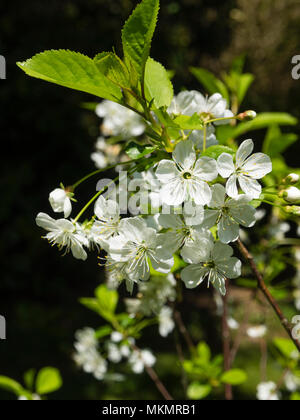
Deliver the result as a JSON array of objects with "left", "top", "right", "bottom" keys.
[{"left": 1, "top": 0, "right": 300, "bottom": 399}]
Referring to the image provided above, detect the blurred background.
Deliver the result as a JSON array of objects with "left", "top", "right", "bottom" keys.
[{"left": 1, "top": 0, "right": 300, "bottom": 399}]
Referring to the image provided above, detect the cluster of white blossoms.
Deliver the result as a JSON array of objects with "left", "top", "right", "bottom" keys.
[
  {"left": 36, "top": 90, "right": 273, "bottom": 297},
  {"left": 73, "top": 328, "right": 156, "bottom": 378},
  {"left": 256, "top": 381, "right": 281, "bottom": 401}
]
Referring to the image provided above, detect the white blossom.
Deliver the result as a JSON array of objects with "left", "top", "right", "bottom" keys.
[
  {"left": 49, "top": 188, "right": 72, "bottom": 218},
  {"left": 156, "top": 139, "right": 218, "bottom": 206},
  {"left": 284, "top": 371, "right": 300, "bottom": 392},
  {"left": 256, "top": 382, "right": 280, "bottom": 401},
  {"left": 202, "top": 184, "right": 256, "bottom": 243},
  {"left": 181, "top": 238, "right": 241, "bottom": 295},
  {"left": 36, "top": 213, "right": 88, "bottom": 260},
  {"left": 168, "top": 91, "right": 233, "bottom": 124},
  {"left": 217, "top": 139, "right": 272, "bottom": 199},
  {"left": 90, "top": 196, "right": 121, "bottom": 249},
  {"left": 107, "top": 217, "right": 174, "bottom": 282},
  {"left": 247, "top": 325, "right": 267, "bottom": 339},
  {"left": 74, "top": 328, "right": 97, "bottom": 353},
  {"left": 129, "top": 349, "right": 156, "bottom": 374},
  {"left": 190, "top": 126, "right": 218, "bottom": 151},
  {"left": 96, "top": 101, "right": 145, "bottom": 138},
  {"left": 158, "top": 306, "right": 175, "bottom": 337}
]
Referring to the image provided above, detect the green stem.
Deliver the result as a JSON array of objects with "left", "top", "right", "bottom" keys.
[
  {"left": 203, "top": 123, "right": 207, "bottom": 152},
  {"left": 72, "top": 158, "right": 149, "bottom": 190}
]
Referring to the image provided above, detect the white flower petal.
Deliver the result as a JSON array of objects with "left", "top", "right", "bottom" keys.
[
  {"left": 189, "top": 179, "right": 212, "bottom": 206},
  {"left": 242, "top": 153, "right": 272, "bottom": 179},
  {"left": 236, "top": 139, "right": 254, "bottom": 167},
  {"left": 193, "top": 156, "right": 218, "bottom": 182},
  {"left": 36, "top": 212, "right": 58, "bottom": 231},
  {"left": 172, "top": 139, "right": 196, "bottom": 170},
  {"left": 217, "top": 153, "right": 235, "bottom": 178},
  {"left": 218, "top": 215, "right": 240, "bottom": 244},
  {"left": 209, "top": 184, "right": 226, "bottom": 208},
  {"left": 238, "top": 175, "right": 262, "bottom": 199},
  {"left": 226, "top": 174, "right": 239, "bottom": 198},
  {"left": 181, "top": 265, "right": 209, "bottom": 289},
  {"left": 156, "top": 160, "right": 180, "bottom": 184},
  {"left": 160, "top": 178, "right": 187, "bottom": 206}
]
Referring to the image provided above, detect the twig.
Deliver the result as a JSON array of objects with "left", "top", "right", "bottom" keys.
[
  {"left": 131, "top": 344, "right": 174, "bottom": 401},
  {"left": 174, "top": 310, "right": 195, "bottom": 353},
  {"left": 174, "top": 330, "right": 188, "bottom": 395},
  {"left": 237, "top": 239, "right": 300, "bottom": 352},
  {"left": 222, "top": 279, "right": 233, "bottom": 401}
]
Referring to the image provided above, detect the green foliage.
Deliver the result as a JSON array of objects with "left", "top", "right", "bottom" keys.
[
  {"left": 122, "top": 0, "right": 160, "bottom": 84},
  {"left": 232, "top": 113, "right": 297, "bottom": 138},
  {"left": 81, "top": 285, "right": 119, "bottom": 323},
  {"left": 0, "top": 376, "right": 27, "bottom": 397},
  {"left": 263, "top": 125, "right": 298, "bottom": 157},
  {"left": 273, "top": 337, "right": 299, "bottom": 360},
  {"left": 35, "top": 367, "right": 63, "bottom": 395},
  {"left": 17, "top": 50, "right": 122, "bottom": 102},
  {"left": 220, "top": 369, "right": 248, "bottom": 386},
  {"left": 144, "top": 58, "right": 174, "bottom": 108},
  {"left": 190, "top": 67, "right": 229, "bottom": 103},
  {"left": 94, "top": 52, "right": 131, "bottom": 90},
  {"left": 202, "top": 145, "right": 236, "bottom": 159},
  {"left": 187, "top": 382, "right": 212, "bottom": 400},
  {"left": 125, "top": 141, "right": 157, "bottom": 160}
]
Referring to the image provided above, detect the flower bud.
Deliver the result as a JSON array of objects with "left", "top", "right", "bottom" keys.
[
  {"left": 237, "top": 110, "right": 257, "bottom": 121},
  {"left": 280, "top": 187, "right": 300, "bottom": 203},
  {"left": 283, "top": 173, "right": 300, "bottom": 185},
  {"left": 285, "top": 206, "right": 300, "bottom": 216},
  {"left": 49, "top": 188, "right": 72, "bottom": 218}
]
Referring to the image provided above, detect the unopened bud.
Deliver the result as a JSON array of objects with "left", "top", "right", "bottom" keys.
[
  {"left": 280, "top": 187, "right": 300, "bottom": 203},
  {"left": 237, "top": 110, "right": 257, "bottom": 121},
  {"left": 283, "top": 173, "right": 300, "bottom": 185},
  {"left": 285, "top": 206, "right": 300, "bottom": 216}
]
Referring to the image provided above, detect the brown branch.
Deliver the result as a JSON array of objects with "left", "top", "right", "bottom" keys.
[
  {"left": 222, "top": 279, "right": 233, "bottom": 401},
  {"left": 174, "top": 330, "right": 188, "bottom": 395},
  {"left": 131, "top": 344, "right": 174, "bottom": 401},
  {"left": 237, "top": 239, "right": 300, "bottom": 353},
  {"left": 174, "top": 310, "right": 195, "bottom": 353}
]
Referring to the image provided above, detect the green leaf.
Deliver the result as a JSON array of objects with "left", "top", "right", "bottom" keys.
[
  {"left": 197, "top": 342, "right": 211, "bottom": 363},
  {"left": 232, "top": 113, "right": 298, "bottom": 138},
  {"left": 122, "top": 0, "right": 160, "bottom": 82},
  {"left": 187, "top": 382, "right": 212, "bottom": 400},
  {"left": 190, "top": 67, "right": 229, "bottom": 103},
  {"left": 95, "top": 325, "right": 113, "bottom": 339},
  {"left": 23, "top": 369, "right": 36, "bottom": 391},
  {"left": 263, "top": 125, "right": 298, "bottom": 157},
  {"left": 202, "top": 145, "right": 235, "bottom": 160},
  {"left": 17, "top": 50, "right": 122, "bottom": 102},
  {"left": 291, "top": 392, "right": 300, "bottom": 401},
  {"left": 144, "top": 58, "right": 174, "bottom": 108},
  {"left": 94, "top": 52, "right": 131, "bottom": 90},
  {"left": 273, "top": 337, "right": 299, "bottom": 360},
  {"left": 0, "top": 376, "right": 26, "bottom": 396},
  {"left": 236, "top": 73, "right": 255, "bottom": 105},
  {"left": 173, "top": 114, "right": 204, "bottom": 130},
  {"left": 35, "top": 367, "right": 62, "bottom": 395},
  {"left": 220, "top": 369, "right": 247, "bottom": 385},
  {"left": 94, "top": 285, "right": 119, "bottom": 322},
  {"left": 125, "top": 141, "right": 157, "bottom": 160}
]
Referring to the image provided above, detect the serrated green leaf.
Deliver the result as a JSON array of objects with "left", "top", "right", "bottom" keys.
[
  {"left": 145, "top": 58, "right": 173, "bottom": 108},
  {"left": 187, "top": 382, "right": 212, "bottom": 400},
  {"left": 122, "top": 0, "right": 160, "bottom": 82},
  {"left": 35, "top": 367, "right": 62, "bottom": 395},
  {"left": 94, "top": 52, "right": 131, "bottom": 90},
  {"left": 17, "top": 50, "right": 122, "bottom": 102},
  {"left": 220, "top": 369, "right": 247, "bottom": 385},
  {"left": 202, "top": 145, "right": 235, "bottom": 160},
  {"left": 125, "top": 141, "right": 157, "bottom": 160},
  {"left": 232, "top": 113, "right": 298, "bottom": 138},
  {"left": 190, "top": 67, "right": 229, "bottom": 103},
  {"left": 0, "top": 376, "right": 26, "bottom": 396}
]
